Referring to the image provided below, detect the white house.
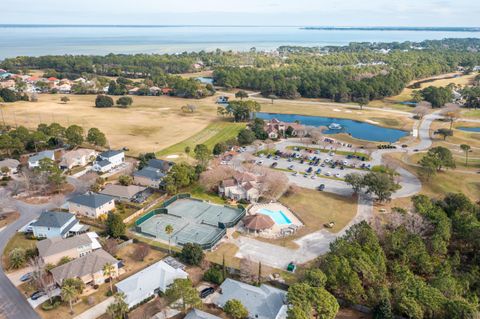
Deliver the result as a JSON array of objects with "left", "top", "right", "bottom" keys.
[
  {"left": 115, "top": 259, "right": 188, "bottom": 308},
  {"left": 31, "top": 211, "right": 86, "bottom": 239},
  {"left": 219, "top": 172, "right": 259, "bottom": 202},
  {"left": 60, "top": 148, "right": 97, "bottom": 170},
  {"left": 28, "top": 150, "right": 55, "bottom": 169},
  {"left": 217, "top": 279, "right": 288, "bottom": 319},
  {"left": 92, "top": 150, "right": 125, "bottom": 173},
  {"left": 67, "top": 192, "right": 115, "bottom": 219}
]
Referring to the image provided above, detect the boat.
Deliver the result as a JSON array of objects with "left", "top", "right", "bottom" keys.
[{"left": 328, "top": 123, "right": 342, "bottom": 130}]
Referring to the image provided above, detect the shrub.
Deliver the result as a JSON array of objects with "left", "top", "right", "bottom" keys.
[
  {"left": 203, "top": 266, "right": 225, "bottom": 285},
  {"left": 8, "top": 248, "right": 26, "bottom": 269},
  {"left": 41, "top": 297, "right": 61, "bottom": 311},
  {"left": 132, "top": 243, "right": 151, "bottom": 262},
  {"left": 116, "top": 96, "right": 133, "bottom": 108},
  {"left": 95, "top": 95, "right": 114, "bottom": 108},
  {"left": 224, "top": 299, "right": 248, "bottom": 319}
]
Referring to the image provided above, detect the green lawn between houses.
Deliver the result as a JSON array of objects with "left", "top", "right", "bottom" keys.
[{"left": 156, "top": 121, "right": 246, "bottom": 159}]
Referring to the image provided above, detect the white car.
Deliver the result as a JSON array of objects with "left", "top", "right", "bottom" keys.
[
  {"left": 311, "top": 174, "right": 317, "bottom": 179},
  {"left": 335, "top": 173, "right": 341, "bottom": 178},
  {"left": 256, "top": 160, "right": 263, "bottom": 165},
  {"left": 292, "top": 172, "right": 298, "bottom": 176},
  {"left": 343, "top": 160, "right": 348, "bottom": 165},
  {"left": 325, "top": 172, "right": 331, "bottom": 176},
  {"left": 288, "top": 165, "right": 295, "bottom": 170}
]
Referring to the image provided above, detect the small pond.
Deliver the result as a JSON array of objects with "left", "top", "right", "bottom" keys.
[
  {"left": 256, "top": 112, "right": 409, "bottom": 143},
  {"left": 457, "top": 127, "right": 480, "bottom": 133}
]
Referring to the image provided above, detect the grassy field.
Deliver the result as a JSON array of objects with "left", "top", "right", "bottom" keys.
[
  {"left": 2, "top": 233, "right": 37, "bottom": 270},
  {"left": 462, "top": 109, "right": 480, "bottom": 118},
  {"left": 156, "top": 121, "right": 246, "bottom": 159},
  {"left": 280, "top": 187, "right": 357, "bottom": 234},
  {"left": 1, "top": 94, "right": 220, "bottom": 155}
]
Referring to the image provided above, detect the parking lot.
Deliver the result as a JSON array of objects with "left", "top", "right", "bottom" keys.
[{"left": 254, "top": 147, "right": 372, "bottom": 193}]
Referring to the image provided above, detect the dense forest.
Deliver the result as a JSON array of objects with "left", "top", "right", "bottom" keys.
[{"left": 303, "top": 193, "right": 480, "bottom": 319}]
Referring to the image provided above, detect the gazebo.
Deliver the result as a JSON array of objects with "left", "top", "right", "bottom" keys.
[{"left": 243, "top": 214, "right": 275, "bottom": 233}]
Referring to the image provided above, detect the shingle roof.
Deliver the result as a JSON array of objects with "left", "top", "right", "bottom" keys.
[
  {"left": 50, "top": 249, "right": 117, "bottom": 284},
  {"left": 217, "top": 279, "right": 287, "bottom": 319},
  {"left": 31, "top": 211, "right": 75, "bottom": 228},
  {"left": 185, "top": 309, "right": 221, "bottom": 319},
  {"left": 95, "top": 159, "right": 111, "bottom": 168},
  {"left": 37, "top": 233, "right": 94, "bottom": 257},
  {"left": 100, "top": 184, "right": 146, "bottom": 200},
  {"left": 99, "top": 150, "right": 123, "bottom": 159},
  {"left": 68, "top": 193, "right": 114, "bottom": 208},
  {"left": 134, "top": 167, "right": 165, "bottom": 181},
  {"left": 147, "top": 159, "right": 173, "bottom": 172},
  {"left": 29, "top": 150, "right": 55, "bottom": 164}
]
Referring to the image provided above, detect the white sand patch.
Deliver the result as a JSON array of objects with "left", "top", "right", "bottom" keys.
[
  {"left": 365, "top": 119, "right": 380, "bottom": 125},
  {"left": 333, "top": 108, "right": 342, "bottom": 112},
  {"left": 166, "top": 155, "right": 179, "bottom": 159},
  {"left": 345, "top": 110, "right": 352, "bottom": 113},
  {"left": 356, "top": 112, "right": 363, "bottom": 115}
]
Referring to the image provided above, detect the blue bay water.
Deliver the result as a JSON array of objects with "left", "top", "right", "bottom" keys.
[{"left": 0, "top": 25, "right": 479, "bottom": 59}]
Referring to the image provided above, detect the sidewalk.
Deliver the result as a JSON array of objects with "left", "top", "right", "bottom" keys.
[{"left": 73, "top": 296, "right": 114, "bottom": 319}]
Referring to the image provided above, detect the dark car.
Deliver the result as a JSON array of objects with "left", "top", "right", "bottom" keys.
[
  {"left": 20, "top": 272, "right": 32, "bottom": 282},
  {"left": 318, "top": 184, "right": 326, "bottom": 191},
  {"left": 30, "top": 291, "right": 46, "bottom": 300},
  {"left": 200, "top": 287, "right": 215, "bottom": 299},
  {"left": 270, "top": 162, "right": 278, "bottom": 168},
  {"left": 306, "top": 167, "right": 313, "bottom": 173}
]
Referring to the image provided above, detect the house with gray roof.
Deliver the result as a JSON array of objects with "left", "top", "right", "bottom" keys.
[
  {"left": 67, "top": 192, "right": 115, "bottom": 218},
  {"left": 185, "top": 309, "right": 221, "bottom": 319},
  {"left": 50, "top": 249, "right": 118, "bottom": 286},
  {"left": 99, "top": 184, "right": 148, "bottom": 202},
  {"left": 28, "top": 150, "right": 55, "bottom": 169},
  {"left": 134, "top": 159, "right": 173, "bottom": 188},
  {"left": 92, "top": 150, "right": 124, "bottom": 173},
  {"left": 30, "top": 211, "right": 86, "bottom": 239},
  {"left": 115, "top": 258, "right": 188, "bottom": 308},
  {"left": 37, "top": 232, "right": 102, "bottom": 265},
  {"left": 217, "top": 279, "right": 288, "bottom": 319}
]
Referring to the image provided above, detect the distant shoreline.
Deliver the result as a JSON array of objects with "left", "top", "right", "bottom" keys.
[
  {"left": 303, "top": 26, "right": 480, "bottom": 32},
  {"left": 0, "top": 24, "right": 478, "bottom": 32}
]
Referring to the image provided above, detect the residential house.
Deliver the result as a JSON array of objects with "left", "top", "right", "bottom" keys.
[
  {"left": 115, "top": 259, "right": 188, "bottom": 308},
  {"left": 185, "top": 309, "right": 221, "bottom": 319},
  {"left": 92, "top": 150, "right": 125, "bottom": 173},
  {"left": 149, "top": 86, "right": 161, "bottom": 95},
  {"left": 28, "top": 150, "right": 55, "bottom": 169},
  {"left": 219, "top": 172, "right": 259, "bottom": 202},
  {"left": 68, "top": 192, "right": 115, "bottom": 218},
  {"left": 0, "top": 158, "right": 20, "bottom": 176},
  {"left": 217, "top": 279, "right": 288, "bottom": 319},
  {"left": 0, "top": 79, "right": 15, "bottom": 89},
  {"left": 216, "top": 96, "right": 229, "bottom": 104},
  {"left": 99, "top": 184, "right": 147, "bottom": 202},
  {"left": 60, "top": 148, "right": 97, "bottom": 170},
  {"left": 133, "top": 159, "right": 173, "bottom": 188},
  {"left": 57, "top": 83, "right": 72, "bottom": 94},
  {"left": 128, "top": 87, "right": 140, "bottom": 95},
  {"left": 161, "top": 87, "right": 173, "bottom": 95},
  {"left": 37, "top": 232, "right": 102, "bottom": 265},
  {"left": 30, "top": 211, "right": 86, "bottom": 239},
  {"left": 50, "top": 249, "right": 118, "bottom": 286}
]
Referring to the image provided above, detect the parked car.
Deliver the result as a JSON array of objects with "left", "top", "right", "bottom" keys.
[
  {"left": 292, "top": 172, "right": 298, "bottom": 176},
  {"left": 335, "top": 173, "right": 341, "bottom": 178},
  {"left": 200, "top": 287, "right": 215, "bottom": 299},
  {"left": 306, "top": 167, "right": 313, "bottom": 173},
  {"left": 318, "top": 184, "right": 325, "bottom": 191},
  {"left": 311, "top": 174, "right": 317, "bottom": 179},
  {"left": 271, "top": 162, "right": 278, "bottom": 168},
  {"left": 288, "top": 165, "right": 295, "bottom": 170},
  {"left": 30, "top": 291, "right": 46, "bottom": 300},
  {"left": 20, "top": 272, "right": 32, "bottom": 282},
  {"left": 325, "top": 172, "right": 331, "bottom": 176}
]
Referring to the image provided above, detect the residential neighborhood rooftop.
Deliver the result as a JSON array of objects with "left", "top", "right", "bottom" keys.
[
  {"left": 185, "top": 309, "right": 221, "bottom": 319},
  {"left": 100, "top": 184, "right": 146, "bottom": 199},
  {"left": 31, "top": 211, "right": 75, "bottom": 228},
  {"left": 99, "top": 150, "right": 123, "bottom": 158},
  {"left": 68, "top": 192, "right": 114, "bottom": 208},
  {"left": 37, "top": 232, "right": 101, "bottom": 257}
]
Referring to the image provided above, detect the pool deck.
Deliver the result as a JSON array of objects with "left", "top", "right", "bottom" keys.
[{"left": 248, "top": 203, "right": 303, "bottom": 238}]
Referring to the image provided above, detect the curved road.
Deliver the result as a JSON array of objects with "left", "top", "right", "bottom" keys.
[
  {"left": 0, "top": 177, "right": 89, "bottom": 319},
  {"left": 234, "top": 112, "right": 441, "bottom": 268}
]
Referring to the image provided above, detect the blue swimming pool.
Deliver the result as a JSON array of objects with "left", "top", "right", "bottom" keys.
[
  {"left": 457, "top": 127, "right": 480, "bottom": 133},
  {"left": 258, "top": 208, "right": 292, "bottom": 225}
]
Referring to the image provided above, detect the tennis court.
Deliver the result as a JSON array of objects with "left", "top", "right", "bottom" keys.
[{"left": 135, "top": 196, "right": 245, "bottom": 249}]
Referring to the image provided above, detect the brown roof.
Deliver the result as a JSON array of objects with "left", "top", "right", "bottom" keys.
[
  {"left": 50, "top": 249, "right": 117, "bottom": 284},
  {"left": 100, "top": 184, "right": 146, "bottom": 199},
  {"left": 243, "top": 214, "right": 275, "bottom": 231},
  {"left": 221, "top": 179, "right": 236, "bottom": 188},
  {"left": 234, "top": 172, "right": 256, "bottom": 183}
]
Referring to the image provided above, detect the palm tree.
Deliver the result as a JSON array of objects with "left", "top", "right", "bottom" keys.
[
  {"left": 103, "top": 263, "right": 116, "bottom": 293},
  {"left": 165, "top": 224, "right": 174, "bottom": 254},
  {"left": 460, "top": 144, "right": 471, "bottom": 166},
  {"left": 61, "top": 283, "right": 78, "bottom": 314},
  {"left": 107, "top": 292, "right": 129, "bottom": 319}
]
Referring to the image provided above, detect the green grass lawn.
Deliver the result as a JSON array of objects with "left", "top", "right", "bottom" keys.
[
  {"left": 462, "top": 109, "right": 480, "bottom": 118},
  {"left": 156, "top": 121, "right": 246, "bottom": 158},
  {"left": 2, "top": 233, "right": 38, "bottom": 270}
]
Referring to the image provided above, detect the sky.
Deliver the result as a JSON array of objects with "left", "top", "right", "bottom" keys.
[{"left": 2, "top": 0, "right": 479, "bottom": 26}]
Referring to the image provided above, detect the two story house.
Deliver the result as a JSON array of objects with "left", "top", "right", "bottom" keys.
[
  {"left": 92, "top": 150, "right": 125, "bottom": 173},
  {"left": 36, "top": 232, "right": 102, "bottom": 265},
  {"left": 59, "top": 148, "right": 97, "bottom": 170},
  {"left": 30, "top": 211, "right": 86, "bottom": 239},
  {"left": 133, "top": 159, "right": 174, "bottom": 188},
  {"left": 67, "top": 192, "right": 115, "bottom": 219},
  {"left": 28, "top": 150, "right": 55, "bottom": 169}
]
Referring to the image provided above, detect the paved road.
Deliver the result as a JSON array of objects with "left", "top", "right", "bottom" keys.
[{"left": 0, "top": 176, "right": 91, "bottom": 319}]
